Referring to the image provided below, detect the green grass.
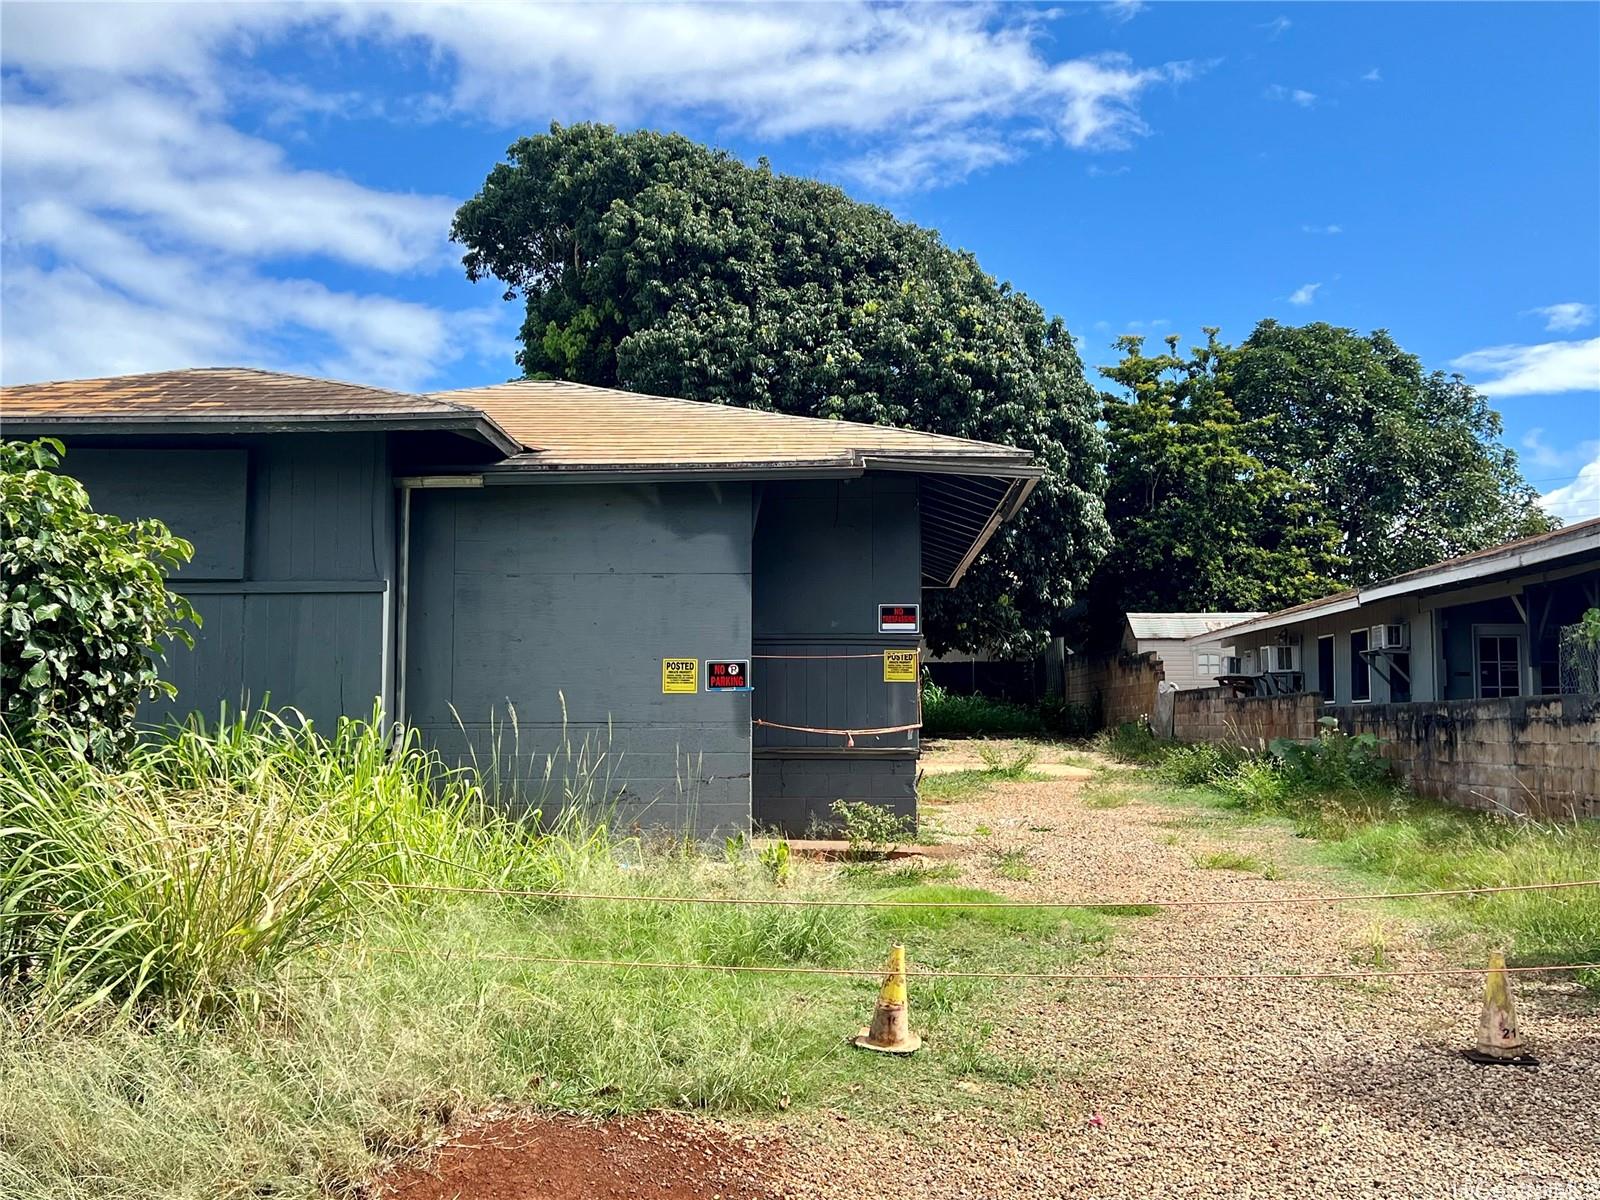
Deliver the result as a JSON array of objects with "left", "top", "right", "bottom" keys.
[
  {"left": 918, "top": 746, "right": 1047, "bottom": 804},
  {"left": 991, "top": 847, "right": 1034, "bottom": 882},
  {"left": 1105, "top": 739, "right": 1600, "bottom": 986},
  {"left": 1193, "top": 849, "right": 1264, "bottom": 873},
  {"left": 0, "top": 714, "right": 1125, "bottom": 1198}
]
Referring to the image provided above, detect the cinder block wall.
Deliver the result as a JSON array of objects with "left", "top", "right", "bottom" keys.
[
  {"left": 1172, "top": 688, "right": 1600, "bottom": 820},
  {"left": 1065, "top": 652, "right": 1165, "bottom": 728}
]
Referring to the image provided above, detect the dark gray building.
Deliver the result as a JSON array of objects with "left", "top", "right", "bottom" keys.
[{"left": 4, "top": 368, "right": 1037, "bottom": 835}]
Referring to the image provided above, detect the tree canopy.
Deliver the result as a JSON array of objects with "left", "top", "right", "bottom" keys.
[
  {"left": 1229, "top": 321, "right": 1552, "bottom": 583},
  {"left": 453, "top": 122, "right": 1109, "bottom": 655},
  {"left": 1081, "top": 324, "right": 1552, "bottom": 646},
  {"left": 1079, "top": 332, "right": 1347, "bottom": 644}
]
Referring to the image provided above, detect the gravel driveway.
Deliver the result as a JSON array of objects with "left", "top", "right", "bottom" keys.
[{"left": 781, "top": 752, "right": 1600, "bottom": 1199}]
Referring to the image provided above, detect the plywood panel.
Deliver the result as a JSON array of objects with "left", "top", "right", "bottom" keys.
[{"left": 68, "top": 448, "right": 247, "bottom": 580}]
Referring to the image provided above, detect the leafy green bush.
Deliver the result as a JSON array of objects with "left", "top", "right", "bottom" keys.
[
  {"left": 920, "top": 680, "right": 1094, "bottom": 738},
  {"left": 1156, "top": 742, "right": 1246, "bottom": 786},
  {"left": 1, "top": 438, "right": 198, "bottom": 760},
  {"left": 1099, "top": 721, "right": 1168, "bottom": 765},
  {"left": 1268, "top": 717, "right": 1392, "bottom": 792},
  {"left": 828, "top": 799, "right": 913, "bottom": 857},
  {"left": 1212, "top": 758, "right": 1293, "bottom": 812}
]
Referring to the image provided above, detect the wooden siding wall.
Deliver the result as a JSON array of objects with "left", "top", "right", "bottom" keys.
[
  {"left": 751, "top": 475, "right": 921, "bottom": 834},
  {"left": 403, "top": 482, "right": 754, "bottom": 836},
  {"left": 66, "top": 436, "right": 393, "bottom": 731}
]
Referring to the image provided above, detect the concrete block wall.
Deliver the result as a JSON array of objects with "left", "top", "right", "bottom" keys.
[
  {"left": 1172, "top": 688, "right": 1600, "bottom": 820},
  {"left": 1065, "top": 652, "right": 1165, "bottom": 729}
]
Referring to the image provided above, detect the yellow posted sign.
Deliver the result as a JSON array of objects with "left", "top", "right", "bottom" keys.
[
  {"left": 883, "top": 649, "right": 918, "bottom": 683},
  {"left": 661, "top": 657, "right": 699, "bottom": 694}
]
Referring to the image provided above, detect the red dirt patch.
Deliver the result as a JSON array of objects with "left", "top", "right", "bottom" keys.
[{"left": 372, "top": 1112, "right": 786, "bottom": 1200}]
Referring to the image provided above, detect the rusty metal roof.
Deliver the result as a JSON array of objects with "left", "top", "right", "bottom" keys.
[
  {"left": 431, "top": 380, "right": 1034, "bottom": 472},
  {"left": 1, "top": 368, "right": 521, "bottom": 454}
]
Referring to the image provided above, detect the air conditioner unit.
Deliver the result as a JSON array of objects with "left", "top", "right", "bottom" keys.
[
  {"left": 1371, "top": 622, "right": 1410, "bottom": 651},
  {"left": 1222, "top": 655, "right": 1246, "bottom": 675}
]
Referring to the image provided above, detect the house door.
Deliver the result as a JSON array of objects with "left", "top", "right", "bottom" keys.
[{"left": 1473, "top": 625, "right": 1525, "bottom": 699}]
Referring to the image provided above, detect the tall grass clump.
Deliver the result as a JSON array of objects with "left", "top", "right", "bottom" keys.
[
  {"left": 0, "top": 728, "right": 381, "bottom": 1018},
  {"left": 0, "top": 704, "right": 624, "bottom": 1018},
  {"left": 1097, "top": 720, "right": 1168, "bottom": 765}
]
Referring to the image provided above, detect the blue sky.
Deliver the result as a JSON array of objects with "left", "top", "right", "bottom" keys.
[{"left": 2, "top": 2, "right": 1597, "bottom": 520}]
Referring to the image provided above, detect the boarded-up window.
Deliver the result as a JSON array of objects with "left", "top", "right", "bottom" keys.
[{"left": 64, "top": 449, "right": 247, "bottom": 580}]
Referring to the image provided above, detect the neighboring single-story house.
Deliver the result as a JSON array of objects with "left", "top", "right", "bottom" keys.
[
  {"left": 3, "top": 367, "right": 1039, "bottom": 836},
  {"left": 1121, "top": 613, "right": 1267, "bottom": 690},
  {"left": 1193, "top": 519, "right": 1600, "bottom": 704}
]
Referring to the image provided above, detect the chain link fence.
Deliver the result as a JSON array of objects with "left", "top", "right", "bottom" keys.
[{"left": 1557, "top": 623, "right": 1600, "bottom": 695}]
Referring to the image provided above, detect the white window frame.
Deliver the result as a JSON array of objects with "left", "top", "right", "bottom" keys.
[
  {"left": 1471, "top": 623, "right": 1527, "bottom": 701},
  {"left": 1349, "top": 628, "right": 1372, "bottom": 703}
]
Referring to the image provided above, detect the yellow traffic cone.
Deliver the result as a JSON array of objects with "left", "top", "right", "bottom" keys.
[
  {"left": 853, "top": 944, "right": 922, "bottom": 1054},
  {"left": 1463, "top": 951, "right": 1538, "bottom": 1067}
]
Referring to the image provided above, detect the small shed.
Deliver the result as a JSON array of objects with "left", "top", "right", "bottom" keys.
[
  {"left": 1122, "top": 613, "right": 1267, "bottom": 690},
  {"left": 3, "top": 368, "right": 1039, "bottom": 836}
]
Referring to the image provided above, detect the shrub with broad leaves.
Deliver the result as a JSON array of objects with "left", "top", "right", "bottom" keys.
[{"left": 1, "top": 438, "right": 198, "bottom": 760}]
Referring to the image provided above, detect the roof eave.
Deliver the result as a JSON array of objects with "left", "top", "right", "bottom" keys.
[
  {"left": 1191, "top": 525, "right": 1600, "bottom": 644},
  {"left": 928, "top": 472, "right": 1039, "bottom": 589},
  {"left": 3, "top": 411, "right": 523, "bottom": 456},
  {"left": 1358, "top": 527, "right": 1600, "bottom": 603}
]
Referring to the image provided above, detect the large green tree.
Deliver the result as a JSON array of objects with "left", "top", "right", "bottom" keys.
[
  {"left": 1229, "top": 321, "right": 1553, "bottom": 583},
  {"left": 452, "top": 123, "right": 1108, "bottom": 655},
  {"left": 1079, "top": 332, "right": 1347, "bottom": 644}
]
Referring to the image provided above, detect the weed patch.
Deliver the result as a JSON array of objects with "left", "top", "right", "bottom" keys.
[
  {"left": 1193, "top": 849, "right": 1264, "bottom": 873},
  {"left": 0, "top": 714, "right": 1120, "bottom": 1197}
]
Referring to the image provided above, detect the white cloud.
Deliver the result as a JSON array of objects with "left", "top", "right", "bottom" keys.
[
  {"left": 1260, "top": 16, "right": 1292, "bottom": 38},
  {"left": 1520, "top": 428, "right": 1600, "bottom": 475},
  {"left": 1529, "top": 302, "right": 1597, "bottom": 333},
  {"left": 1540, "top": 454, "right": 1600, "bottom": 525},
  {"left": 837, "top": 135, "right": 1018, "bottom": 194},
  {"left": 1301, "top": 223, "right": 1343, "bottom": 235},
  {"left": 0, "top": 2, "right": 1199, "bottom": 387},
  {"left": 1104, "top": 1, "right": 1147, "bottom": 23},
  {"left": 1288, "top": 282, "right": 1322, "bottom": 306},
  {"left": 1, "top": 89, "right": 454, "bottom": 272},
  {"left": 1266, "top": 84, "right": 1317, "bottom": 107},
  {"left": 1, "top": 201, "right": 508, "bottom": 390},
  {"left": 4, "top": 4, "right": 1196, "bottom": 180},
  {"left": 1362, "top": 67, "right": 1382, "bottom": 83},
  {"left": 1450, "top": 338, "right": 1600, "bottom": 397}
]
